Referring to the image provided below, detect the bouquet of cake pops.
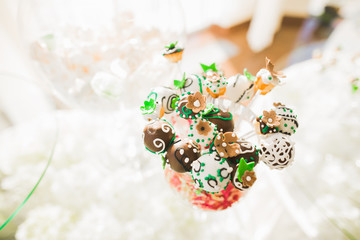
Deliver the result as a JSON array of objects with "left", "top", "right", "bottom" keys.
[{"left": 141, "top": 42, "right": 299, "bottom": 211}]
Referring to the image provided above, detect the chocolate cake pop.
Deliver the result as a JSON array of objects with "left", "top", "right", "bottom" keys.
[
  {"left": 166, "top": 138, "right": 201, "bottom": 173},
  {"left": 143, "top": 120, "right": 175, "bottom": 154},
  {"left": 213, "top": 132, "right": 240, "bottom": 158},
  {"left": 226, "top": 140, "right": 259, "bottom": 166},
  {"left": 230, "top": 158, "right": 256, "bottom": 191},
  {"left": 203, "top": 108, "right": 234, "bottom": 133}
]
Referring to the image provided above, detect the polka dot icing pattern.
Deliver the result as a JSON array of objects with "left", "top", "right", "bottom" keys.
[
  {"left": 273, "top": 103, "right": 299, "bottom": 135},
  {"left": 188, "top": 119, "right": 217, "bottom": 150},
  {"left": 166, "top": 138, "right": 201, "bottom": 173},
  {"left": 201, "top": 63, "right": 227, "bottom": 98},
  {"left": 191, "top": 152, "right": 233, "bottom": 193},
  {"left": 204, "top": 75, "right": 227, "bottom": 95},
  {"left": 175, "top": 93, "right": 206, "bottom": 119},
  {"left": 226, "top": 140, "right": 259, "bottom": 166}
]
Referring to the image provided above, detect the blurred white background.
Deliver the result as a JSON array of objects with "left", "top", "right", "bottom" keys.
[{"left": 0, "top": 0, "right": 360, "bottom": 239}]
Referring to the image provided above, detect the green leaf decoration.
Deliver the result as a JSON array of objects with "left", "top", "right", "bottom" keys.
[
  {"left": 244, "top": 68, "right": 256, "bottom": 81},
  {"left": 174, "top": 72, "right": 186, "bottom": 89},
  {"left": 202, "top": 103, "right": 214, "bottom": 116},
  {"left": 165, "top": 41, "right": 178, "bottom": 50},
  {"left": 262, "top": 125, "right": 269, "bottom": 134},
  {"left": 140, "top": 98, "right": 156, "bottom": 115},
  {"left": 200, "top": 63, "right": 218, "bottom": 73},
  {"left": 237, "top": 158, "right": 255, "bottom": 182}
]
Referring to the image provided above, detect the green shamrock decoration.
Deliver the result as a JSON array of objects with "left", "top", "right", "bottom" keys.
[
  {"left": 244, "top": 68, "right": 256, "bottom": 81},
  {"left": 173, "top": 72, "right": 186, "bottom": 89},
  {"left": 140, "top": 98, "right": 156, "bottom": 115},
  {"left": 165, "top": 41, "right": 178, "bottom": 50},
  {"left": 200, "top": 63, "right": 218, "bottom": 73},
  {"left": 237, "top": 158, "right": 255, "bottom": 182}
]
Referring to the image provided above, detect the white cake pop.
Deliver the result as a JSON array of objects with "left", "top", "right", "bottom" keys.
[
  {"left": 273, "top": 102, "right": 299, "bottom": 135},
  {"left": 191, "top": 152, "right": 233, "bottom": 192},
  {"left": 259, "top": 133, "right": 295, "bottom": 170},
  {"left": 225, "top": 73, "right": 256, "bottom": 105},
  {"left": 141, "top": 87, "right": 178, "bottom": 121}
]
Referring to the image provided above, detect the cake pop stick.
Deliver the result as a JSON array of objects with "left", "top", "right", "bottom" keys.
[{"left": 238, "top": 130, "right": 257, "bottom": 140}]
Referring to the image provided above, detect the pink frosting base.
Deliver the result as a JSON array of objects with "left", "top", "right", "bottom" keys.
[{"left": 164, "top": 167, "right": 244, "bottom": 211}]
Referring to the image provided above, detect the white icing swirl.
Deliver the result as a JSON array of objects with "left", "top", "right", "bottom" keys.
[
  {"left": 153, "top": 138, "right": 166, "bottom": 153},
  {"left": 161, "top": 123, "right": 173, "bottom": 134}
]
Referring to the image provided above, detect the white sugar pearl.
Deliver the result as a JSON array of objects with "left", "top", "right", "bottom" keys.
[
  {"left": 235, "top": 149, "right": 240, "bottom": 154},
  {"left": 246, "top": 176, "right": 251, "bottom": 181},
  {"left": 220, "top": 152, "right": 224, "bottom": 157},
  {"left": 222, "top": 143, "right": 227, "bottom": 147},
  {"left": 193, "top": 148, "right": 197, "bottom": 153},
  {"left": 268, "top": 118, "right": 273, "bottom": 123},
  {"left": 188, "top": 144, "right": 192, "bottom": 148},
  {"left": 184, "top": 158, "right": 189, "bottom": 163},
  {"left": 180, "top": 149, "right": 184, "bottom": 155}
]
